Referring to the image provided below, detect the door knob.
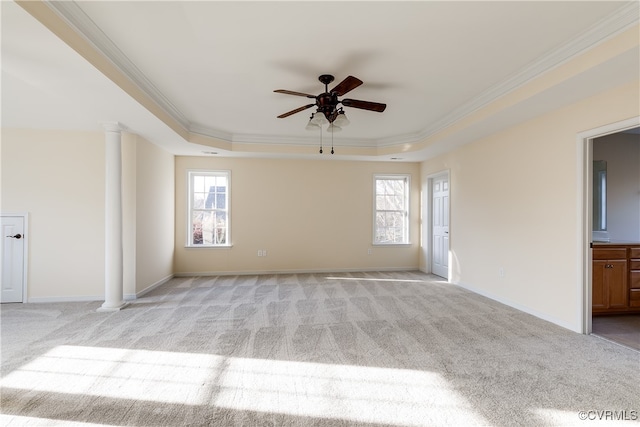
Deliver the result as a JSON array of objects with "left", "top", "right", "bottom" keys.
[{"left": 6, "top": 234, "right": 22, "bottom": 239}]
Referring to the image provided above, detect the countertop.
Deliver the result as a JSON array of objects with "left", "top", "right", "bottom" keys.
[{"left": 592, "top": 240, "right": 640, "bottom": 246}]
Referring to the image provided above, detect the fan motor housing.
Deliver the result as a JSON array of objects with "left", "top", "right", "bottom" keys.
[{"left": 317, "top": 92, "right": 339, "bottom": 121}]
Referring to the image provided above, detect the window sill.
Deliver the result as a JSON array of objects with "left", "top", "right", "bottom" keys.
[{"left": 372, "top": 242, "right": 412, "bottom": 247}]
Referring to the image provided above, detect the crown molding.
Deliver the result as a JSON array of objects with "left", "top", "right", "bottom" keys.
[
  {"left": 413, "top": 1, "right": 640, "bottom": 144},
  {"left": 189, "top": 123, "right": 234, "bottom": 143},
  {"left": 45, "top": 1, "right": 192, "bottom": 131},
  {"left": 44, "top": 1, "right": 639, "bottom": 150},
  {"left": 232, "top": 133, "right": 380, "bottom": 148},
  {"left": 190, "top": 123, "right": 381, "bottom": 147}
]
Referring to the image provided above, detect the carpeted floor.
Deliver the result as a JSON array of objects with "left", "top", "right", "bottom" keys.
[{"left": 1, "top": 271, "right": 638, "bottom": 426}]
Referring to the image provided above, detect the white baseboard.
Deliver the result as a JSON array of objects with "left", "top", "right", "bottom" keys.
[
  {"left": 26, "top": 275, "right": 174, "bottom": 303},
  {"left": 135, "top": 274, "right": 174, "bottom": 298},
  {"left": 174, "top": 266, "right": 419, "bottom": 277},
  {"left": 25, "top": 270, "right": 424, "bottom": 303},
  {"left": 455, "top": 281, "right": 580, "bottom": 333},
  {"left": 28, "top": 295, "right": 103, "bottom": 303}
]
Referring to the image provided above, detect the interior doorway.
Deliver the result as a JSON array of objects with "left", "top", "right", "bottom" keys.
[
  {"left": 580, "top": 117, "right": 639, "bottom": 336},
  {"left": 1, "top": 213, "right": 28, "bottom": 303},
  {"left": 428, "top": 172, "right": 450, "bottom": 280}
]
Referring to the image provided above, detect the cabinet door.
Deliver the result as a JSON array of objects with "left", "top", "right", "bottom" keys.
[
  {"left": 592, "top": 260, "right": 607, "bottom": 310},
  {"left": 608, "top": 260, "right": 628, "bottom": 308}
]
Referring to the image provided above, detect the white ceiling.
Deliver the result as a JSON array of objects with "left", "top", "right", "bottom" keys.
[{"left": 2, "top": 1, "right": 638, "bottom": 161}]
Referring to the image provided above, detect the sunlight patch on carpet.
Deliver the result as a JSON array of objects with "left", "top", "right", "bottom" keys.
[
  {"left": 0, "top": 414, "right": 111, "bottom": 427},
  {"left": 0, "top": 345, "right": 221, "bottom": 405},
  {"left": 214, "top": 357, "right": 486, "bottom": 426},
  {"left": 1, "top": 345, "right": 486, "bottom": 426}
]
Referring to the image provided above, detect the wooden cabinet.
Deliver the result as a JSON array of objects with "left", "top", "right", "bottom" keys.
[
  {"left": 592, "top": 245, "right": 640, "bottom": 314},
  {"left": 592, "top": 248, "right": 628, "bottom": 313},
  {"left": 630, "top": 248, "right": 640, "bottom": 308}
]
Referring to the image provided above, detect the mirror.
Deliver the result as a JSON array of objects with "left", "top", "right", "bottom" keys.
[{"left": 592, "top": 160, "right": 609, "bottom": 241}]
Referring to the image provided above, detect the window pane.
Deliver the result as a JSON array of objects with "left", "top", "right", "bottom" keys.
[
  {"left": 217, "top": 188, "right": 226, "bottom": 210},
  {"left": 201, "top": 211, "right": 215, "bottom": 244},
  {"left": 191, "top": 211, "right": 204, "bottom": 245},
  {"left": 374, "top": 176, "right": 409, "bottom": 244},
  {"left": 193, "top": 176, "right": 205, "bottom": 193},
  {"left": 215, "top": 211, "right": 227, "bottom": 229},
  {"left": 189, "top": 171, "right": 230, "bottom": 246},
  {"left": 391, "top": 195, "right": 404, "bottom": 210},
  {"left": 204, "top": 176, "right": 216, "bottom": 192}
]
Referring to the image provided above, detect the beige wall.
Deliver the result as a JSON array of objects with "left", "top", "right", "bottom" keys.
[
  {"left": 1, "top": 128, "right": 175, "bottom": 300},
  {"left": 421, "top": 80, "right": 640, "bottom": 332},
  {"left": 174, "top": 157, "right": 420, "bottom": 274},
  {"left": 1, "top": 128, "right": 105, "bottom": 300},
  {"left": 135, "top": 136, "right": 175, "bottom": 293}
]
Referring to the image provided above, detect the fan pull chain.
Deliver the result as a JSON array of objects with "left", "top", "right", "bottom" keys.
[
  {"left": 319, "top": 127, "right": 323, "bottom": 154},
  {"left": 331, "top": 129, "right": 335, "bottom": 154}
]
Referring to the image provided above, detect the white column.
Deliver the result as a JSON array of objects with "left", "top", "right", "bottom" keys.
[{"left": 98, "top": 123, "right": 128, "bottom": 312}]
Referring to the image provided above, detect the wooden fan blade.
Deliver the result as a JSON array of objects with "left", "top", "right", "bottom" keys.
[
  {"left": 330, "top": 76, "right": 363, "bottom": 96},
  {"left": 341, "top": 98, "right": 386, "bottom": 112},
  {"left": 274, "top": 89, "right": 316, "bottom": 98},
  {"left": 277, "top": 104, "right": 315, "bottom": 118}
]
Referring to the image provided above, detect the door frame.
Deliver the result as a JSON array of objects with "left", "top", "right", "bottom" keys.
[
  {"left": 1, "top": 212, "right": 29, "bottom": 303},
  {"left": 578, "top": 117, "right": 639, "bottom": 334},
  {"left": 423, "top": 170, "right": 450, "bottom": 278}
]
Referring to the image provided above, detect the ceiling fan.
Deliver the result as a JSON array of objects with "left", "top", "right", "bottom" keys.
[{"left": 274, "top": 74, "right": 386, "bottom": 124}]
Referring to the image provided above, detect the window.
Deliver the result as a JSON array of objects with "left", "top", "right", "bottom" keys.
[
  {"left": 188, "top": 170, "right": 230, "bottom": 246},
  {"left": 374, "top": 175, "right": 410, "bottom": 244}
]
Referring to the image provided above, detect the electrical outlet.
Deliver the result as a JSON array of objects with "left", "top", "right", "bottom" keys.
[
  {"left": 498, "top": 267, "right": 505, "bottom": 277},
  {"left": 257, "top": 250, "right": 263, "bottom": 257},
  {"left": 367, "top": 248, "right": 372, "bottom": 255},
  {"left": 263, "top": 250, "right": 267, "bottom": 257}
]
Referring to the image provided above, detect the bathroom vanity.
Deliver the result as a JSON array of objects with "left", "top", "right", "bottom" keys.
[{"left": 592, "top": 242, "right": 640, "bottom": 314}]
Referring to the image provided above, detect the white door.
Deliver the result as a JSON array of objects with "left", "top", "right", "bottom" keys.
[
  {"left": 432, "top": 176, "right": 449, "bottom": 279},
  {"left": 1, "top": 216, "right": 25, "bottom": 303}
]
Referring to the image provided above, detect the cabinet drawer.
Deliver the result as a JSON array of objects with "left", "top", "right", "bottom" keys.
[
  {"left": 592, "top": 248, "right": 627, "bottom": 260},
  {"left": 631, "top": 272, "right": 640, "bottom": 289},
  {"left": 630, "top": 289, "right": 640, "bottom": 307},
  {"left": 629, "top": 248, "right": 640, "bottom": 258},
  {"left": 630, "top": 260, "right": 640, "bottom": 270}
]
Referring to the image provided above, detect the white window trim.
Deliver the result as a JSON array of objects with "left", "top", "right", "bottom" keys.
[
  {"left": 186, "top": 169, "right": 232, "bottom": 248},
  {"left": 373, "top": 174, "right": 411, "bottom": 246}
]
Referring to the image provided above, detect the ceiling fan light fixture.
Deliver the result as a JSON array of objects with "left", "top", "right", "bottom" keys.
[
  {"left": 333, "top": 110, "right": 350, "bottom": 127},
  {"left": 326, "top": 124, "right": 342, "bottom": 133},
  {"left": 274, "top": 74, "right": 387, "bottom": 155},
  {"left": 305, "top": 115, "right": 320, "bottom": 131},
  {"left": 311, "top": 112, "right": 328, "bottom": 125}
]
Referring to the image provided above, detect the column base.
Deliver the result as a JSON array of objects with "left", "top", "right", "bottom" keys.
[{"left": 97, "top": 301, "right": 129, "bottom": 312}]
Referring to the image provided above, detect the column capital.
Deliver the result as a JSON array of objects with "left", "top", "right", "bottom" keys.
[{"left": 102, "top": 122, "right": 124, "bottom": 133}]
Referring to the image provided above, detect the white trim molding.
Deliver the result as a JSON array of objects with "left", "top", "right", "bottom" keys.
[
  {"left": 135, "top": 274, "right": 174, "bottom": 299},
  {"left": 40, "top": 1, "right": 639, "bottom": 149},
  {"left": 173, "top": 267, "right": 418, "bottom": 278},
  {"left": 576, "top": 116, "right": 640, "bottom": 335}
]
